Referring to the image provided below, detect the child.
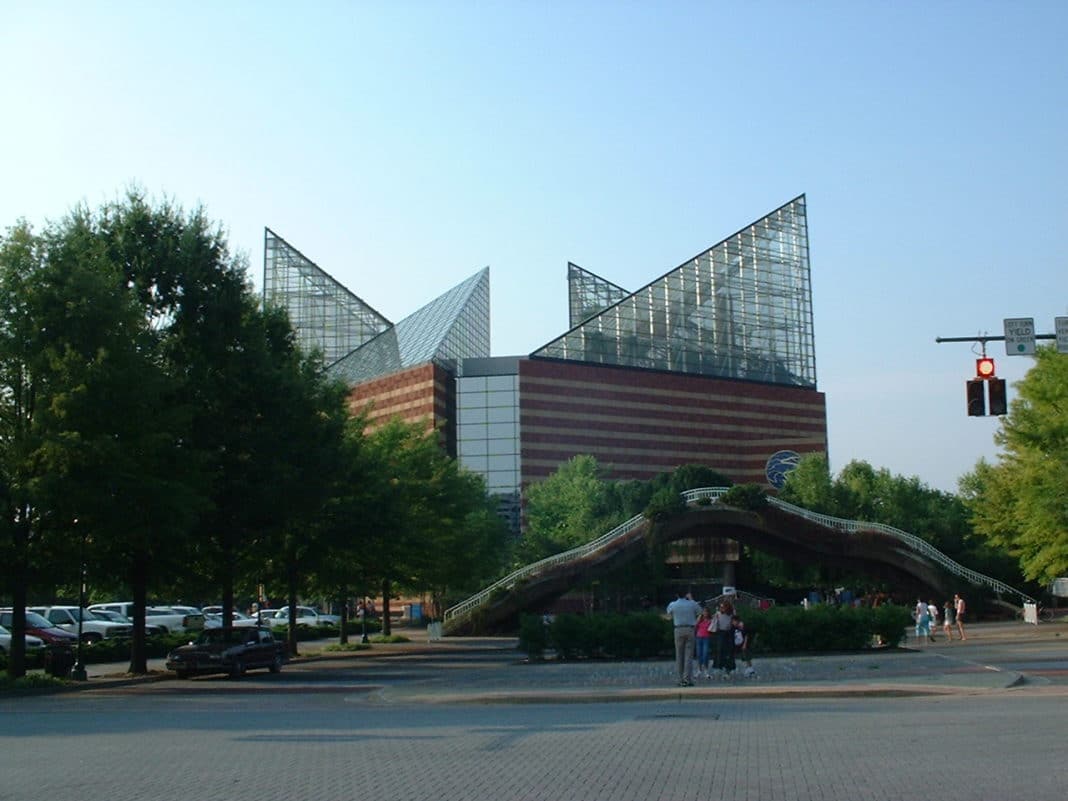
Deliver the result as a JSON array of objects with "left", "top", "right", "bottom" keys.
[{"left": 731, "top": 615, "right": 756, "bottom": 678}]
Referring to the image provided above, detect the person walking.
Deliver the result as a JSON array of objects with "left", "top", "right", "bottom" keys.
[
  {"left": 666, "top": 591, "right": 701, "bottom": 686},
  {"left": 927, "top": 600, "right": 939, "bottom": 642},
  {"left": 914, "top": 598, "right": 931, "bottom": 644},
  {"left": 954, "top": 593, "right": 968, "bottom": 640},
  {"left": 694, "top": 606, "right": 713, "bottom": 678},
  {"left": 942, "top": 599, "right": 956, "bottom": 641},
  {"left": 731, "top": 614, "right": 756, "bottom": 678}
]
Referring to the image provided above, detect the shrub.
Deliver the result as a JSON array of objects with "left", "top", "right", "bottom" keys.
[
  {"left": 518, "top": 614, "right": 548, "bottom": 659},
  {"left": 643, "top": 487, "right": 687, "bottom": 521},
  {"left": 322, "top": 642, "right": 372, "bottom": 653},
  {"left": 721, "top": 483, "right": 768, "bottom": 510}
]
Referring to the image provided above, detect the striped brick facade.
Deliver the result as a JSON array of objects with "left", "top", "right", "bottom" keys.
[
  {"left": 519, "top": 358, "right": 827, "bottom": 487},
  {"left": 346, "top": 362, "right": 457, "bottom": 456}
]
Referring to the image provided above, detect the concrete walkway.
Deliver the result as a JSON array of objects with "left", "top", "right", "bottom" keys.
[{"left": 49, "top": 619, "right": 1065, "bottom": 703}]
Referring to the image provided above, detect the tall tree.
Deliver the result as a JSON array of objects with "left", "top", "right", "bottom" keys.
[
  {"left": 963, "top": 346, "right": 1068, "bottom": 584},
  {"left": 0, "top": 222, "right": 50, "bottom": 678}
]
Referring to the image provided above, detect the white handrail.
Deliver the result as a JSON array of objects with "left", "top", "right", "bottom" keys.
[{"left": 443, "top": 486, "right": 1034, "bottom": 627}]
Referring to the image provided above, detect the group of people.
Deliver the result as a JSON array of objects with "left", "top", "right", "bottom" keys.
[
  {"left": 667, "top": 591, "right": 753, "bottom": 686},
  {"left": 914, "top": 593, "right": 968, "bottom": 643}
]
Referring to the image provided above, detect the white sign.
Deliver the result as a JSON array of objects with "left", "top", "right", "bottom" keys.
[
  {"left": 1056, "top": 317, "right": 1068, "bottom": 354},
  {"left": 1003, "top": 317, "right": 1036, "bottom": 355}
]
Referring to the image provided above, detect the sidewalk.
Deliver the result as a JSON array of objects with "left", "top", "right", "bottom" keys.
[{"left": 37, "top": 620, "right": 1063, "bottom": 702}]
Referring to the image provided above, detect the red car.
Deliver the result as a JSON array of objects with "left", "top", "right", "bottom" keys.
[{"left": 0, "top": 610, "right": 79, "bottom": 646}]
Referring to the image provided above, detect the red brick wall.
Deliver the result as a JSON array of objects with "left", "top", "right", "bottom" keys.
[
  {"left": 346, "top": 362, "right": 456, "bottom": 455},
  {"left": 519, "top": 359, "right": 827, "bottom": 487}
]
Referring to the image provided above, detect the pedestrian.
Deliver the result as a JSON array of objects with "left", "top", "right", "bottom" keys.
[
  {"left": 927, "top": 600, "right": 939, "bottom": 642},
  {"left": 695, "top": 606, "right": 713, "bottom": 678},
  {"left": 942, "top": 599, "right": 956, "bottom": 641},
  {"left": 954, "top": 593, "right": 968, "bottom": 640},
  {"left": 732, "top": 614, "right": 756, "bottom": 678},
  {"left": 666, "top": 590, "right": 701, "bottom": 686},
  {"left": 711, "top": 600, "right": 736, "bottom": 677},
  {"left": 914, "top": 598, "right": 931, "bottom": 644}
]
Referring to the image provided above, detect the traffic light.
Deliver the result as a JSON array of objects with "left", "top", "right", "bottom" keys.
[
  {"left": 988, "top": 378, "right": 1007, "bottom": 415},
  {"left": 976, "top": 357, "right": 996, "bottom": 379},
  {"left": 966, "top": 380, "right": 986, "bottom": 416}
]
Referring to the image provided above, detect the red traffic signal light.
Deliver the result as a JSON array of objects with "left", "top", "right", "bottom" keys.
[{"left": 976, "top": 357, "right": 996, "bottom": 379}]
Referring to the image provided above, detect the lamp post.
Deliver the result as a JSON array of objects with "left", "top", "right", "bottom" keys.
[
  {"left": 70, "top": 519, "right": 88, "bottom": 681},
  {"left": 360, "top": 598, "right": 369, "bottom": 644}
]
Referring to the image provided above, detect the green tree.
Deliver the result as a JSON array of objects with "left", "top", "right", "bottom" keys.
[
  {"left": 518, "top": 455, "right": 617, "bottom": 564},
  {"left": 963, "top": 346, "right": 1068, "bottom": 584}
]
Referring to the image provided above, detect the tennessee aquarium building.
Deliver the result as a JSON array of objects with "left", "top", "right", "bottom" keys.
[{"left": 263, "top": 195, "right": 828, "bottom": 537}]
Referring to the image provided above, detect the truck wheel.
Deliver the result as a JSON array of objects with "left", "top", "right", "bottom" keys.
[
  {"left": 176, "top": 670, "right": 190, "bottom": 680},
  {"left": 229, "top": 659, "right": 244, "bottom": 679},
  {"left": 269, "top": 654, "right": 282, "bottom": 674},
  {"left": 82, "top": 632, "right": 102, "bottom": 644}
]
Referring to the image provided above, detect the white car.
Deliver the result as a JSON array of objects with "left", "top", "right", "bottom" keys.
[
  {"left": 271, "top": 606, "right": 341, "bottom": 627},
  {"left": 29, "top": 606, "right": 133, "bottom": 643},
  {"left": 91, "top": 608, "right": 167, "bottom": 637},
  {"left": 88, "top": 603, "right": 205, "bottom": 634},
  {"left": 203, "top": 611, "right": 260, "bottom": 629},
  {"left": 0, "top": 623, "right": 46, "bottom": 655}
]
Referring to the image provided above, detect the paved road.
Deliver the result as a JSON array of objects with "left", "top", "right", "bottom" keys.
[{"left": 3, "top": 622, "right": 1066, "bottom": 801}]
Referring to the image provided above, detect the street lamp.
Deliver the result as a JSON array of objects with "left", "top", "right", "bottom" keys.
[{"left": 70, "top": 519, "right": 88, "bottom": 681}]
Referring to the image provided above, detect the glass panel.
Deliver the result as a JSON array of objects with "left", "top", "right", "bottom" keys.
[{"left": 487, "top": 422, "right": 516, "bottom": 439}]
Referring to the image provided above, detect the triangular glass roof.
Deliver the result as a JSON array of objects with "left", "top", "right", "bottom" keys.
[
  {"left": 396, "top": 267, "right": 490, "bottom": 366},
  {"left": 325, "top": 268, "right": 490, "bottom": 384},
  {"left": 262, "top": 228, "right": 392, "bottom": 366},
  {"left": 568, "top": 263, "right": 630, "bottom": 327},
  {"left": 532, "top": 195, "right": 816, "bottom": 388}
]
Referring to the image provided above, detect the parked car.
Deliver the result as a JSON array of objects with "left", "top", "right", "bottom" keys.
[
  {"left": 0, "top": 610, "right": 77, "bottom": 677},
  {"left": 166, "top": 627, "right": 287, "bottom": 679},
  {"left": 88, "top": 603, "right": 205, "bottom": 634},
  {"left": 91, "top": 609, "right": 167, "bottom": 637},
  {"left": 271, "top": 606, "right": 341, "bottom": 627},
  {"left": 0, "top": 623, "right": 45, "bottom": 656},
  {"left": 203, "top": 611, "right": 260, "bottom": 629},
  {"left": 28, "top": 606, "right": 134, "bottom": 643},
  {"left": 250, "top": 609, "right": 285, "bottom": 626},
  {"left": 0, "top": 609, "right": 80, "bottom": 646}
]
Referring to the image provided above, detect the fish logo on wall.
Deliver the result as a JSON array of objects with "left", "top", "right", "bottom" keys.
[{"left": 765, "top": 450, "right": 801, "bottom": 489}]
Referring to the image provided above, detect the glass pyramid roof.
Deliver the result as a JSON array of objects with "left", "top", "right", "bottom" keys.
[
  {"left": 568, "top": 263, "right": 631, "bottom": 327},
  {"left": 262, "top": 229, "right": 392, "bottom": 366},
  {"left": 532, "top": 195, "right": 816, "bottom": 388},
  {"left": 326, "top": 268, "right": 490, "bottom": 384}
]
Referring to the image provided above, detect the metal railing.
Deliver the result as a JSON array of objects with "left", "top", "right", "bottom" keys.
[
  {"left": 444, "top": 486, "right": 1034, "bottom": 628},
  {"left": 443, "top": 511, "right": 648, "bottom": 625}
]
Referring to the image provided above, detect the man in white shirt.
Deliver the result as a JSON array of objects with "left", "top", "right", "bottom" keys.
[{"left": 667, "top": 591, "right": 702, "bottom": 686}]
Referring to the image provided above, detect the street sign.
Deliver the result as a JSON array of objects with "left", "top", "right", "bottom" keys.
[
  {"left": 1003, "top": 317, "right": 1036, "bottom": 355},
  {"left": 1056, "top": 317, "right": 1068, "bottom": 354}
]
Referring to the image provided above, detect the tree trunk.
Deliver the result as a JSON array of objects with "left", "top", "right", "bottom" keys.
[
  {"left": 7, "top": 564, "right": 28, "bottom": 679},
  {"left": 128, "top": 555, "right": 149, "bottom": 674},
  {"left": 381, "top": 578, "right": 392, "bottom": 636},
  {"left": 338, "top": 586, "right": 349, "bottom": 645},
  {"left": 286, "top": 562, "right": 299, "bottom": 657}
]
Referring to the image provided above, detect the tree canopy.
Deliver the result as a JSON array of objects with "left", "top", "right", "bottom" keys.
[{"left": 962, "top": 346, "right": 1068, "bottom": 585}]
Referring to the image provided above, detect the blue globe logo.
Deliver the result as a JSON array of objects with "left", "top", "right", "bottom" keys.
[{"left": 766, "top": 450, "right": 801, "bottom": 489}]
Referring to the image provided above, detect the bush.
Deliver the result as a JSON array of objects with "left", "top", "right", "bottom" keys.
[
  {"left": 518, "top": 614, "right": 548, "bottom": 659},
  {"left": 643, "top": 487, "right": 687, "bottom": 521},
  {"left": 322, "top": 642, "right": 372, "bottom": 653},
  {"left": 518, "top": 605, "right": 910, "bottom": 661},
  {"left": 0, "top": 672, "right": 65, "bottom": 692},
  {"left": 721, "top": 483, "right": 768, "bottom": 510}
]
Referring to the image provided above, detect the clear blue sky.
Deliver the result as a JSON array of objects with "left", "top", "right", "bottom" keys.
[{"left": 3, "top": 1, "right": 1066, "bottom": 494}]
